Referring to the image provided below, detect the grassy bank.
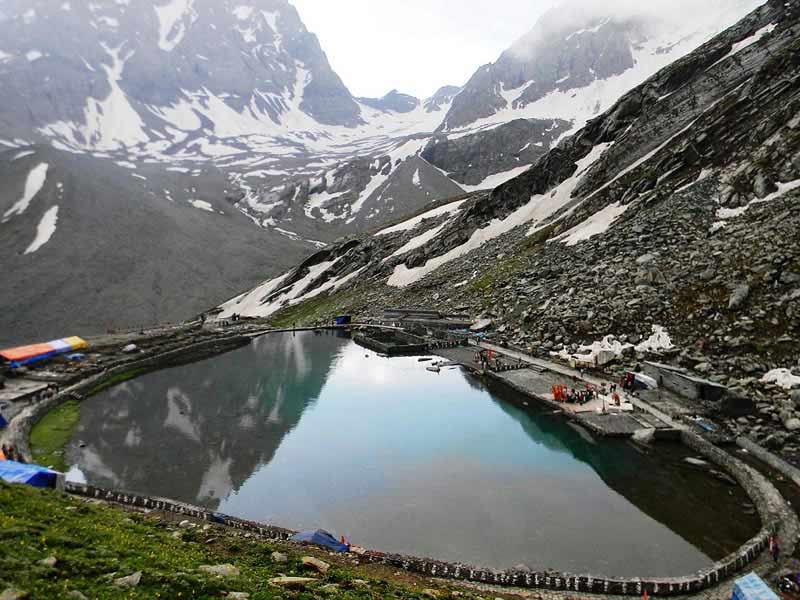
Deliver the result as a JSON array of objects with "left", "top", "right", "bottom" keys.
[
  {"left": 29, "top": 400, "right": 81, "bottom": 472},
  {"left": 0, "top": 482, "right": 477, "bottom": 600}
]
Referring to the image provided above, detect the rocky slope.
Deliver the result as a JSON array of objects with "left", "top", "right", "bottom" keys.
[{"left": 220, "top": 0, "right": 800, "bottom": 461}]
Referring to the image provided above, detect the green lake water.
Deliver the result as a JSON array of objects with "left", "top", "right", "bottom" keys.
[{"left": 65, "top": 331, "right": 758, "bottom": 577}]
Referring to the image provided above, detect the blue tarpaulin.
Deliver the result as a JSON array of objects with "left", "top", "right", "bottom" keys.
[
  {"left": 733, "top": 573, "right": 779, "bottom": 600},
  {"left": 290, "top": 529, "right": 349, "bottom": 552},
  {"left": 0, "top": 413, "right": 7, "bottom": 429},
  {"left": 334, "top": 315, "right": 352, "bottom": 325},
  {"left": 0, "top": 460, "right": 59, "bottom": 488}
]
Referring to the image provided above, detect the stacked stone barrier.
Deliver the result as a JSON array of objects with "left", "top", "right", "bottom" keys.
[{"left": 61, "top": 428, "right": 795, "bottom": 596}]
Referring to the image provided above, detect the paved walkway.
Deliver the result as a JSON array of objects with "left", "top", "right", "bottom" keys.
[{"left": 478, "top": 341, "right": 686, "bottom": 430}]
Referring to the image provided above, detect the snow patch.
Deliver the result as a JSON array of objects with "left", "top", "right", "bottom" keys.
[
  {"left": 634, "top": 326, "right": 674, "bottom": 353},
  {"left": 386, "top": 221, "right": 450, "bottom": 260},
  {"left": 39, "top": 45, "right": 150, "bottom": 151},
  {"left": 189, "top": 199, "right": 214, "bottom": 212},
  {"left": 376, "top": 198, "right": 467, "bottom": 236},
  {"left": 3, "top": 163, "right": 48, "bottom": 222},
  {"left": 761, "top": 369, "right": 800, "bottom": 390},
  {"left": 552, "top": 335, "right": 632, "bottom": 364},
  {"left": 154, "top": 0, "right": 197, "bottom": 52},
  {"left": 556, "top": 201, "right": 630, "bottom": 246},
  {"left": 25, "top": 50, "right": 44, "bottom": 62},
  {"left": 24, "top": 205, "right": 59, "bottom": 254},
  {"left": 387, "top": 143, "right": 610, "bottom": 288},
  {"left": 459, "top": 164, "right": 531, "bottom": 193},
  {"left": 10, "top": 150, "right": 35, "bottom": 161},
  {"left": 709, "top": 23, "right": 778, "bottom": 69},
  {"left": 715, "top": 179, "right": 800, "bottom": 223},
  {"left": 219, "top": 260, "right": 339, "bottom": 318}
]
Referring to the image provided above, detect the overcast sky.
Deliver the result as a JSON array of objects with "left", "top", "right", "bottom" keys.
[{"left": 291, "top": 0, "right": 554, "bottom": 100}]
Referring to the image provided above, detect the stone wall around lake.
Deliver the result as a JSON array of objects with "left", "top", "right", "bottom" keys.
[{"left": 62, "top": 429, "right": 793, "bottom": 596}]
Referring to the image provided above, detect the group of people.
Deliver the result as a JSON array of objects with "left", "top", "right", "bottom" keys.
[
  {"left": 552, "top": 384, "right": 599, "bottom": 405},
  {"left": 0, "top": 443, "right": 23, "bottom": 463},
  {"left": 552, "top": 381, "right": 625, "bottom": 407},
  {"left": 475, "top": 349, "right": 504, "bottom": 371}
]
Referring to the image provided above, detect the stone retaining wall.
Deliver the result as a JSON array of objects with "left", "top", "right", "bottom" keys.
[
  {"left": 4, "top": 335, "right": 249, "bottom": 461},
  {"left": 62, "top": 429, "right": 794, "bottom": 596},
  {"left": 737, "top": 437, "right": 800, "bottom": 487}
]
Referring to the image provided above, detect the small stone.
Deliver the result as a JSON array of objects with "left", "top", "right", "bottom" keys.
[
  {"left": 268, "top": 576, "right": 317, "bottom": 588},
  {"left": 171, "top": 531, "right": 183, "bottom": 539},
  {"left": 319, "top": 584, "right": 340, "bottom": 594},
  {"left": 636, "top": 253, "right": 657, "bottom": 265},
  {"left": 179, "top": 520, "right": 193, "bottom": 529},
  {"left": 39, "top": 556, "right": 58, "bottom": 568},
  {"left": 301, "top": 556, "right": 330, "bottom": 574},
  {"left": 225, "top": 593, "right": 250, "bottom": 600},
  {"left": 66, "top": 592, "right": 87, "bottom": 600},
  {"left": 422, "top": 589, "right": 441, "bottom": 598},
  {"left": 199, "top": 564, "right": 240, "bottom": 577},
  {"left": 0, "top": 589, "right": 27, "bottom": 600},
  {"left": 270, "top": 551, "right": 288, "bottom": 563},
  {"left": 113, "top": 572, "right": 142, "bottom": 588}
]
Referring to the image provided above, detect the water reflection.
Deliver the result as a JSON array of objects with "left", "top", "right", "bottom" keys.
[
  {"left": 66, "top": 331, "right": 348, "bottom": 505},
  {"left": 66, "top": 332, "right": 757, "bottom": 577}
]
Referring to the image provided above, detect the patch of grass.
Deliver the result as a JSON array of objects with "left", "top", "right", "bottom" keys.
[
  {"left": 270, "top": 288, "right": 359, "bottom": 329},
  {"left": 0, "top": 482, "right": 475, "bottom": 599},
  {"left": 466, "top": 254, "right": 527, "bottom": 296},
  {"left": 30, "top": 401, "right": 81, "bottom": 472}
]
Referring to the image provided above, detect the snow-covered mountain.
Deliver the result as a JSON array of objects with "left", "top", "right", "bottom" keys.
[
  {"left": 0, "top": 0, "right": 764, "bottom": 235},
  {"left": 0, "top": 0, "right": 768, "bottom": 342}
]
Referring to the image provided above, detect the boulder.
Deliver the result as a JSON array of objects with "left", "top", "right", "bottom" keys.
[
  {"left": 199, "top": 564, "right": 240, "bottom": 578},
  {"left": 471, "top": 318, "right": 493, "bottom": 332},
  {"left": 301, "top": 556, "right": 330, "bottom": 574},
  {"left": 270, "top": 551, "right": 288, "bottom": 563},
  {"left": 113, "top": 572, "right": 142, "bottom": 588},
  {"left": 268, "top": 577, "right": 317, "bottom": 588}
]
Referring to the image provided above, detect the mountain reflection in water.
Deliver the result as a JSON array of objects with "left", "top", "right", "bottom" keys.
[{"left": 66, "top": 332, "right": 757, "bottom": 577}]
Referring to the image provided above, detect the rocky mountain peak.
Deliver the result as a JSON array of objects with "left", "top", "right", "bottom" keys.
[{"left": 357, "top": 89, "right": 420, "bottom": 114}]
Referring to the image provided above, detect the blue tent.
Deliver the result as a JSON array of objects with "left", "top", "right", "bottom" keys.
[
  {"left": 0, "top": 413, "right": 7, "bottom": 429},
  {"left": 733, "top": 573, "right": 779, "bottom": 600},
  {"left": 290, "top": 529, "right": 349, "bottom": 552},
  {"left": 0, "top": 460, "right": 59, "bottom": 488},
  {"left": 334, "top": 315, "right": 351, "bottom": 325}
]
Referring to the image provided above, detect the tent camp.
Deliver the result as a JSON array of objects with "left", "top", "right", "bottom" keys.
[
  {"left": 0, "top": 337, "right": 88, "bottom": 367},
  {"left": 289, "top": 529, "right": 349, "bottom": 552},
  {"left": 0, "top": 460, "right": 62, "bottom": 488}
]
